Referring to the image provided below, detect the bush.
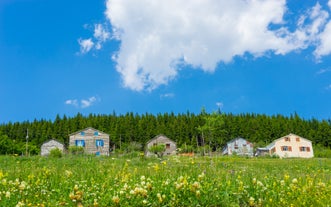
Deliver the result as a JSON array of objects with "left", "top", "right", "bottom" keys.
[
  {"left": 148, "top": 144, "right": 166, "bottom": 158},
  {"left": 49, "top": 148, "right": 63, "bottom": 158},
  {"left": 69, "top": 146, "right": 84, "bottom": 155}
]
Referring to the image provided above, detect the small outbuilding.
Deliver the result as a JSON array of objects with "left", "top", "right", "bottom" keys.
[
  {"left": 145, "top": 134, "right": 177, "bottom": 157},
  {"left": 222, "top": 137, "right": 254, "bottom": 156},
  {"left": 40, "top": 139, "right": 64, "bottom": 156}
]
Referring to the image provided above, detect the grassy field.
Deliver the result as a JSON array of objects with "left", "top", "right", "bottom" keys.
[{"left": 0, "top": 155, "right": 330, "bottom": 206}]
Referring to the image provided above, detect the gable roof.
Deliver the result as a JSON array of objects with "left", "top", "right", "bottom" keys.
[
  {"left": 146, "top": 134, "right": 176, "bottom": 145},
  {"left": 226, "top": 137, "right": 251, "bottom": 145},
  {"left": 69, "top": 127, "right": 109, "bottom": 136},
  {"left": 41, "top": 139, "right": 64, "bottom": 146}
]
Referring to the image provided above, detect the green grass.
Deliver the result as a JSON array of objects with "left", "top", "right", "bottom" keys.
[{"left": 0, "top": 155, "right": 330, "bottom": 206}]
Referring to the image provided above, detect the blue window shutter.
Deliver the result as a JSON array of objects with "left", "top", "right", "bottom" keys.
[
  {"left": 81, "top": 131, "right": 85, "bottom": 136},
  {"left": 94, "top": 131, "right": 99, "bottom": 136},
  {"left": 96, "top": 140, "right": 104, "bottom": 147}
]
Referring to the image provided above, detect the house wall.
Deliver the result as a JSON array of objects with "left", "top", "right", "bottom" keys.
[
  {"left": 145, "top": 135, "right": 177, "bottom": 156},
  {"left": 69, "top": 128, "right": 110, "bottom": 156},
  {"left": 225, "top": 138, "right": 254, "bottom": 156},
  {"left": 41, "top": 140, "right": 64, "bottom": 156},
  {"left": 273, "top": 134, "right": 314, "bottom": 158}
]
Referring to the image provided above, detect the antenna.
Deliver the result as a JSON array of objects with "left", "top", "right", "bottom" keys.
[{"left": 26, "top": 129, "right": 29, "bottom": 156}]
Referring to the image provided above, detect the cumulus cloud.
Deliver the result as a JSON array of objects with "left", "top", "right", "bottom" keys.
[
  {"left": 103, "top": 0, "right": 331, "bottom": 91},
  {"left": 77, "top": 0, "right": 331, "bottom": 91},
  {"left": 78, "top": 24, "right": 110, "bottom": 53},
  {"left": 65, "top": 96, "right": 100, "bottom": 108},
  {"left": 78, "top": 38, "right": 94, "bottom": 54}
]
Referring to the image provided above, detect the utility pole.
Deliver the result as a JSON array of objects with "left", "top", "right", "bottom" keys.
[{"left": 26, "top": 128, "right": 29, "bottom": 156}]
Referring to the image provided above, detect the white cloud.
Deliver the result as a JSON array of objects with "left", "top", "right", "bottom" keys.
[
  {"left": 93, "top": 24, "right": 110, "bottom": 50},
  {"left": 81, "top": 96, "right": 98, "bottom": 108},
  {"left": 104, "top": 0, "right": 331, "bottom": 91},
  {"left": 65, "top": 99, "right": 78, "bottom": 107},
  {"left": 325, "top": 84, "right": 331, "bottom": 90},
  {"left": 315, "top": 21, "right": 331, "bottom": 58},
  {"left": 316, "top": 68, "right": 331, "bottom": 75},
  {"left": 65, "top": 96, "right": 100, "bottom": 108},
  {"left": 329, "top": 0, "right": 331, "bottom": 10},
  {"left": 78, "top": 38, "right": 94, "bottom": 54},
  {"left": 160, "top": 93, "right": 175, "bottom": 99}
]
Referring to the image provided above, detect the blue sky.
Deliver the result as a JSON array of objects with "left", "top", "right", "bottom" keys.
[{"left": 1, "top": 0, "right": 331, "bottom": 123}]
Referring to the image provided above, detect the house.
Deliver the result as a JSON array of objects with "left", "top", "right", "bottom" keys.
[
  {"left": 69, "top": 127, "right": 110, "bottom": 156},
  {"left": 145, "top": 134, "right": 177, "bottom": 156},
  {"left": 222, "top": 137, "right": 254, "bottom": 156},
  {"left": 40, "top": 139, "right": 64, "bottom": 156},
  {"left": 255, "top": 133, "right": 314, "bottom": 158}
]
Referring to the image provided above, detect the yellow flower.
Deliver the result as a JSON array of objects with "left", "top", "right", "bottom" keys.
[
  {"left": 249, "top": 197, "right": 255, "bottom": 206},
  {"left": 5, "top": 191, "right": 10, "bottom": 198},
  {"left": 112, "top": 196, "right": 120, "bottom": 204}
]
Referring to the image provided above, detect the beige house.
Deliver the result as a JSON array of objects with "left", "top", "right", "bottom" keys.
[
  {"left": 256, "top": 133, "right": 314, "bottom": 158},
  {"left": 69, "top": 127, "right": 110, "bottom": 156},
  {"left": 145, "top": 134, "right": 177, "bottom": 156},
  {"left": 40, "top": 139, "right": 64, "bottom": 156}
]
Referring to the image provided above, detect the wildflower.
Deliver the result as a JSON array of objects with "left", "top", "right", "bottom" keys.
[
  {"left": 19, "top": 181, "right": 27, "bottom": 191},
  {"left": 196, "top": 190, "right": 200, "bottom": 197},
  {"left": 93, "top": 199, "right": 98, "bottom": 207},
  {"left": 140, "top": 175, "right": 146, "bottom": 181},
  {"left": 249, "top": 197, "right": 255, "bottom": 206},
  {"left": 112, "top": 195, "right": 120, "bottom": 204},
  {"left": 65, "top": 170, "right": 73, "bottom": 177},
  {"left": 16, "top": 201, "right": 24, "bottom": 207},
  {"left": 252, "top": 178, "right": 256, "bottom": 185},
  {"left": 157, "top": 193, "right": 163, "bottom": 203},
  {"left": 142, "top": 199, "right": 148, "bottom": 205},
  {"left": 292, "top": 178, "right": 298, "bottom": 184},
  {"left": 5, "top": 191, "right": 10, "bottom": 198}
]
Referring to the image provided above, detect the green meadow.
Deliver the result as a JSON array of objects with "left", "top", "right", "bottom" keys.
[{"left": 0, "top": 155, "right": 330, "bottom": 206}]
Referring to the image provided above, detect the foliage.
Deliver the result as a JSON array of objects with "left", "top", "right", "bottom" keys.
[
  {"left": 0, "top": 156, "right": 330, "bottom": 206},
  {"left": 68, "top": 146, "right": 84, "bottom": 155},
  {"left": 313, "top": 144, "right": 331, "bottom": 158},
  {"left": 49, "top": 148, "right": 63, "bottom": 158},
  {"left": 0, "top": 111, "right": 330, "bottom": 155},
  {"left": 148, "top": 144, "right": 166, "bottom": 157}
]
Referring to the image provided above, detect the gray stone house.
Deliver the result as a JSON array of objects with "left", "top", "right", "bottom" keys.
[
  {"left": 40, "top": 139, "right": 64, "bottom": 156},
  {"left": 69, "top": 127, "right": 110, "bottom": 156},
  {"left": 145, "top": 134, "right": 177, "bottom": 156}
]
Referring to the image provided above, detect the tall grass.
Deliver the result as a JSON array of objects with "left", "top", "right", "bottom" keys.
[{"left": 0, "top": 155, "right": 330, "bottom": 206}]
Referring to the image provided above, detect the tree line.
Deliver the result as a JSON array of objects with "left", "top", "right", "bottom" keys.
[{"left": 0, "top": 111, "right": 330, "bottom": 155}]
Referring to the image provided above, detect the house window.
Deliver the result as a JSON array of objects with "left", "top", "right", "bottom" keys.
[
  {"left": 80, "top": 132, "right": 85, "bottom": 136},
  {"left": 166, "top": 143, "right": 171, "bottom": 149},
  {"left": 94, "top": 131, "right": 99, "bottom": 136},
  {"left": 296, "top": 137, "right": 300, "bottom": 142},
  {"left": 96, "top": 140, "right": 104, "bottom": 147},
  {"left": 281, "top": 146, "right": 292, "bottom": 151},
  {"left": 300, "top": 146, "right": 311, "bottom": 152},
  {"left": 234, "top": 144, "right": 238, "bottom": 149},
  {"left": 285, "top": 137, "right": 290, "bottom": 142},
  {"left": 75, "top": 140, "right": 85, "bottom": 147}
]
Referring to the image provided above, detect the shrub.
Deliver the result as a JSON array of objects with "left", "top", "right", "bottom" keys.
[
  {"left": 148, "top": 144, "right": 166, "bottom": 158},
  {"left": 69, "top": 146, "right": 84, "bottom": 155},
  {"left": 49, "top": 148, "right": 62, "bottom": 158}
]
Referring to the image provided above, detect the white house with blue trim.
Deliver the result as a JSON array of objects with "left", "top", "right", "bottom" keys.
[
  {"left": 222, "top": 137, "right": 254, "bottom": 156},
  {"left": 69, "top": 127, "right": 110, "bottom": 156}
]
